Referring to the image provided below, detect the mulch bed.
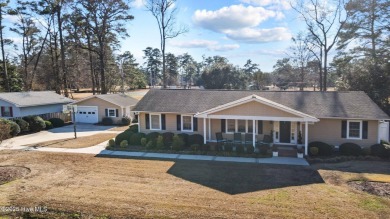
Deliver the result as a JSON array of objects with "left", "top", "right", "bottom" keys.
[
  {"left": 348, "top": 181, "right": 390, "bottom": 198},
  {"left": 0, "top": 166, "right": 30, "bottom": 185}
]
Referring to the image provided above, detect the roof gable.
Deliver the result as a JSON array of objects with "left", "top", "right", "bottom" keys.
[{"left": 73, "top": 93, "right": 138, "bottom": 107}]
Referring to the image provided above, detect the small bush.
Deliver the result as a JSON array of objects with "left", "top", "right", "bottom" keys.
[
  {"left": 48, "top": 118, "right": 65, "bottom": 127},
  {"left": 191, "top": 144, "right": 200, "bottom": 151},
  {"left": 146, "top": 140, "right": 155, "bottom": 149},
  {"left": 44, "top": 121, "right": 53, "bottom": 130},
  {"left": 146, "top": 132, "right": 160, "bottom": 143},
  {"left": 339, "top": 143, "right": 362, "bottom": 156},
  {"left": 370, "top": 144, "right": 390, "bottom": 158},
  {"left": 129, "top": 133, "right": 145, "bottom": 146},
  {"left": 11, "top": 118, "right": 29, "bottom": 132},
  {"left": 246, "top": 146, "right": 254, "bottom": 154},
  {"left": 0, "top": 119, "right": 20, "bottom": 137},
  {"left": 141, "top": 138, "right": 147, "bottom": 147},
  {"left": 236, "top": 145, "right": 245, "bottom": 154},
  {"left": 121, "top": 117, "right": 131, "bottom": 126},
  {"left": 162, "top": 132, "right": 174, "bottom": 147},
  {"left": 172, "top": 134, "right": 185, "bottom": 151},
  {"left": 310, "top": 147, "right": 319, "bottom": 156},
  {"left": 23, "top": 116, "right": 46, "bottom": 132},
  {"left": 178, "top": 133, "right": 189, "bottom": 147},
  {"left": 107, "top": 139, "right": 115, "bottom": 147},
  {"left": 102, "top": 117, "right": 114, "bottom": 126},
  {"left": 128, "top": 124, "right": 139, "bottom": 133},
  {"left": 259, "top": 144, "right": 270, "bottom": 155},
  {"left": 189, "top": 134, "right": 204, "bottom": 146},
  {"left": 120, "top": 140, "right": 128, "bottom": 148},
  {"left": 308, "top": 141, "right": 333, "bottom": 156},
  {"left": 0, "top": 123, "right": 11, "bottom": 142},
  {"left": 156, "top": 135, "right": 165, "bottom": 149},
  {"left": 361, "top": 147, "right": 371, "bottom": 156},
  {"left": 115, "top": 131, "right": 133, "bottom": 145}
]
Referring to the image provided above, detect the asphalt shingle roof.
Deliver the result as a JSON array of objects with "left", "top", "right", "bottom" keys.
[
  {"left": 96, "top": 94, "right": 139, "bottom": 107},
  {"left": 0, "top": 91, "right": 74, "bottom": 107},
  {"left": 133, "top": 89, "right": 389, "bottom": 119}
]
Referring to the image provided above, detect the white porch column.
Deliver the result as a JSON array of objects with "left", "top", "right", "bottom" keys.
[
  {"left": 253, "top": 119, "right": 256, "bottom": 147},
  {"left": 203, "top": 117, "right": 207, "bottom": 144},
  {"left": 208, "top": 118, "right": 211, "bottom": 141},
  {"left": 305, "top": 121, "right": 309, "bottom": 155}
]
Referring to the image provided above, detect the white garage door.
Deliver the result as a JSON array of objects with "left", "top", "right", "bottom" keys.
[{"left": 75, "top": 106, "right": 98, "bottom": 123}]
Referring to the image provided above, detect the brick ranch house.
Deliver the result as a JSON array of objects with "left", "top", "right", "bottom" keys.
[{"left": 133, "top": 89, "right": 390, "bottom": 155}]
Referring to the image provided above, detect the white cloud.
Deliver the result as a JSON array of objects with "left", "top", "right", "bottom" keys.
[
  {"left": 240, "top": 0, "right": 292, "bottom": 10},
  {"left": 225, "top": 27, "right": 291, "bottom": 43},
  {"left": 192, "top": 4, "right": 291, "bottom": 43},
  {"left": 193, "top": 5, "right": 277, "bottom": 32},
  {"left": 3, "top": 14, "right": 19, "bottom": 23},
  {"left": 169, "top": 39, "right": 240, "bottom": 52},
  {"left": 131, "top": 0, "right": 145, "bottom": 8}
]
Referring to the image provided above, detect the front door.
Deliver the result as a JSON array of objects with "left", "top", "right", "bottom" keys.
[{"left": 279, "top": 121, "right": 291, "bottom": 143}]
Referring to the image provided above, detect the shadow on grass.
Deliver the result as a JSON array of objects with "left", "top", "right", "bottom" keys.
[{"left": 312, "top": 160, "right": 390, "bottom": 175}]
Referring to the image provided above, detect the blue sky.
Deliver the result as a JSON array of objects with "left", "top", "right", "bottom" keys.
[{"left": 125, "top": 0, "right": 305, "bottom": 72}]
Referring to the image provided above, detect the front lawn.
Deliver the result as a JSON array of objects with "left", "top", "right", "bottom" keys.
[{"left": 0, "top": 150, "right": 389, "bottom": 218}]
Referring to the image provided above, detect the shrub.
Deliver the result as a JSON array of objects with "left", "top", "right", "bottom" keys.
[
  {"left": 102, "top": 117, "right": 114, "bottom": 126},
  {"left": 0, "top": 123, "right": 11, "bottom": 142},
  {"left": 236, "top": 145, "right": 245, "bottom": 154},
  {"left": 11, "top": 118, "right": 29, "bottom": 132},
  {"left": 146, "top": 140, "right": 155, "bottom": 149},
  {"left": 107, "top": 139, "right": 115, "bottom": 147},
  {"left": 247, "top": 146, "right": 254, "bottom": 154},
  {"left": 224, "top": 144, "right": 233, "bottom": 152},
  {"left": 201, "top": 144, "right": 210, "bottom": 151},
  {"left": 121, "top": 117, "right": 131, "bottom": 126},
  {"left": 129, "top": 133, "right": 145, "bottom": 146},
  {"left": 0, "top": 119, "right": 20, "bottom": 137},
  {"left": 259, "top": 144, "right": 270, "bottom": 155},
  {"left": 44, "top": 121, "right": 53, "bottom": 130},
  {"left": 172, "top": 134, "right": 185, "bottom": 151},
  {"left": 178, "top": 133, "right": 189, "bottom": 147},
  {"left": 339, "top": 143, "right": 362, "bottom": 156},
  {"left": 128, "top": 124, "right": 139, "bottom": 133},
  {"left": 115, "top": 131, "right": 133, "bottom": 145},
  {"left": 156, "top": 135, "right": 165, "bottom": 149},
  {"left": 23, "top": 116, "right": 46, "bottom": 132},
  {"left": 308, "top": 141, "right": 333, "bottom": 156},
  {"left": 162, "top": 132, "right": 174, "bottom": 147},
  {"left": 361, "top": 147, "right": 371, "bottom": 156},
  {"left": 370, "top": 144, "right": 390, "bottom": 159},
  {"left": 141, "top": 138, "right": 147, "bottom": 147},
  {"left": 48, "top": 118, "right": 65, "bottom": 127},
  {"left": 310, "top": 147, "right": 319, "bottom": 156},
  {"left": 120, "top": 140, "right": 128, "bottom": 148},
  {"left": 146, "top": 132, "right": 160, "bottom": 143},
  {"left": 191, "top": 144, "right": 200, "bottom": 151},
  {"left": 189, "top": 134, "right": 204, "bottom": 146},
  {"left": 132, "top": 117, "right": 138, "bottom": 123}
]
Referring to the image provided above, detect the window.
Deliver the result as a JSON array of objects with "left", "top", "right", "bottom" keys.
[
  {"left": 108, "top": 108, "right": 116, "bottom": 117},
  {"left": 227, "top": 119, "right": 235, "bottom": 133},
  {"left": 348, "top": 120, "right": 362, "bottom": 139},
  {"left": 181, "top": 115, "right": 193, "bottom": 131},
  {"left": 2, "top": 107, "right": 11, "bottom": 117},
  {"left": 237, "top": 120, "right": 246, "bottom": 133},
  {"left": 150, "top": 114, "right": 161, "bottom": 130}
]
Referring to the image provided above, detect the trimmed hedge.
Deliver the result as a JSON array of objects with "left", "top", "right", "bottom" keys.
[
  {"left": 48, "top": 118, "right": 65, "bottom": 128},
  {"left": 11, "top": 118, "right": 29, "bottom": 132},
  {"left": 189, "top": 134, "right": 204, "bottom": 146},
  {"left": 172, "top": 134, "right": 185, "bottom": 151},
  {"left": 162, "top": 132, "right": 174, "bottom": 147},
  {"left": 178, "top": 133, "right": 189, "bottom": 147},
  {"left": 308, "top": 141, "right": 333, "bottom": 156},
  {"left": 146, "top": 132, "right": 160, "bottom": 143},
  {"left": 370, "top": 143, "right": 390, "bottom": 158},
  {"left": 121, "top": 117, "right": 131, "bottom": 126},
  {"left": 44, "top": 121, "right": 53, "bottom": 130},
  {"left": 339, "top": 143, "right": 362, "bottom": 156},
  {"left": 115, "top": 131, "right": 133, "bottom": 145},
  {"left": 129, "top": 124, "right": 139, "bottom": 133},
  {"left": 0, "top": 119, "right": 20, "bottom": 137},
  {"left": 22, "top": 116, "right": 46, "bottom": 132},
  {"left": 129, "top": 133, "right": 145, "bottom": 145},
  {"left": 102, "top": 117, "right": 114, "bottom": 126}
]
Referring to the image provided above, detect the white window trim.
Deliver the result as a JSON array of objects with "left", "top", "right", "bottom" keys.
[
  {"left": 150, "top": 113, "right": 162, "bottom": 130},
  {"left": 107, "top": 108, "right": 116, "bottom": 117},
  {"left": 347, "top": 120, "right": 363, "bottom": 140},
  {"left": 181, "top": 114, "right": 193, "bottom": 132},
  {"left": 226, "top": 119, "right": 255, "bottom": 134},
  {"left": 226, "top": 119, "right": 235, "bottom": 134}
]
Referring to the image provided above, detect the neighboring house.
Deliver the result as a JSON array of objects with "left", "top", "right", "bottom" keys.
[
  {"left": 133, "top": 89, "right": 390, "bottom": 155},
  {"left": 72, "top": 94, "right": 139, "bottom": 124},
  {"left": 0, "top": 91, "right": 74, "bottom": 118}
]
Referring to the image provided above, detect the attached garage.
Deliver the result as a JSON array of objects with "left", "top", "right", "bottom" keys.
[{"left": 75, "top": 106, "right": 98, "bottom": 123}]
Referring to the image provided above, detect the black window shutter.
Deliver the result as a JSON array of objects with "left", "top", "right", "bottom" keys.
[
  {"left": 161, "top": 114, "right": 166, "bottom": 130},
  {"left": 193, "top": 117, "right": 198, "bottom": 131},
  {"left": 258, "top": 120, "right": 263, "bottom": 134},
  {"left": 221, "top": 119, "right": 226, "bottom": 133},
  {"left": 362, "top": 121, "right": 368, "bottom": 139},
  {"left": 9, "top": 107, "right": 13, "bottom": 117},
  {"left": 115, "top": 109, "right": 119, "bottom": 117},
  {"left": 105, "top": 109, "right": 108, "bottom": 117},
  {"left": 341, "top": 120, "right": 347, "bottom": 138},
  {"left": 145, "top": 113, "right": 150, "bottom": 129},
  {"left": 177, "top": 115, "right": 181, "bottom": 131}
]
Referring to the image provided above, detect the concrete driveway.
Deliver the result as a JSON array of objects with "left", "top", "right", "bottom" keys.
[{"left": 0, "top": 123, "right": 120, "bottom": 149}]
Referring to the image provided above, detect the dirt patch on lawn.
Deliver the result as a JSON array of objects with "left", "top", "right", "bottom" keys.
[
  {"left": 25, "top": 133, "right": 117, "bottom": 149},
  {"left": 0, "top": 166, "right": 30, "bottom": 185},
  {"left": 349, "top": 181, "right": 390, "bottom": 198}
]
